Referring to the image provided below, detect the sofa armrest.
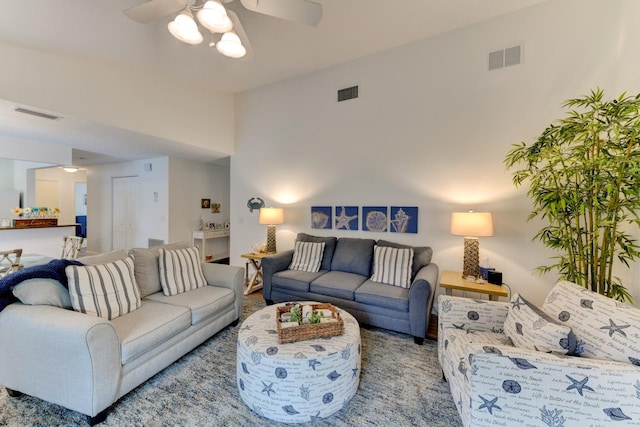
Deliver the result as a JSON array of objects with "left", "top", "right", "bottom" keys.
[
  {"left": 409, "top": 262, "right": 439, "bottom": 339},
  {"left": 201, "top": 263, "right": 244, "bottom": 320},
  {"left": 466, "top": 343, "right": 640, "bottom": 424},
  {"left": 261, "top": 250, "right": 294, "bottom": 301},
  {"left": 0, "top": 304, "right": 121, "bottom": 417}
]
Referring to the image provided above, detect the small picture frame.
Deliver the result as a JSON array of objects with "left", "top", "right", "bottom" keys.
[
  {"left": 201, "top": 199, "right": 211, "bottom": 209},
  {"left": 211, "top": 203, "right": 220, "bottom": 213}
]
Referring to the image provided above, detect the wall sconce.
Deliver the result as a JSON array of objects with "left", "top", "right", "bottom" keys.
[
  {"left": 259, "top": 207, "right": 284, "bottom": 254},
  {"left": 450, "top": 211, "right": 494, "bottom": 279}
]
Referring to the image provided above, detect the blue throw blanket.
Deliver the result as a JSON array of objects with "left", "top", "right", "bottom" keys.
[{"left": 0, "top": 259, "right": 83, "bottom": 312}]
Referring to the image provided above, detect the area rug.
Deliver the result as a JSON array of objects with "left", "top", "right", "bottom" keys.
[{"left": 0, "top": 298, "right": 461, "bottom": 426}]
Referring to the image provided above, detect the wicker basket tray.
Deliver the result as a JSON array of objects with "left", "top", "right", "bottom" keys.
[{"left": 276, "top": 303, "right": 344, "bottom": 344}]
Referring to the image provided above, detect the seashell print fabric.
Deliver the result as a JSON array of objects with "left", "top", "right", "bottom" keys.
[
  {"left": 236, "top": 303, "right": 360, "bottom": 422},
  {"left": 542, "top": 281, "right": 640, "bottom": 364},
  {"left": 438, "top": 284, "right": 640, "bottom": 427}
]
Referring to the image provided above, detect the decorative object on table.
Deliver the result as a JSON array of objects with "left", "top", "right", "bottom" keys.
[
  {"left": 246, "top": 197, "right": 264, "bottom": 213},
  {"left": 334, "top": 206, "right": 358, "bottom": 230},
  {"left": 505, "top": 88, "right": 640, "bottom": 302},
  {"left": 276, "top": 303, "right": 344, "bottom": 344},
  {"left": 200, "top": 199, "right": 210, "bottom": 209},
  {"left": 1, "top": 218, "right": 11, "bottom": 228},
  {"left": 390, "top": 206, "right": 418, "bottom": 233},
  {"left": 211, "top": 203, "right": 220, "bottom": 213},
  {"left": 310, "top": 206, "right": 332, "bottom": 229},
  {"left": 450, "top": 211, "right": 494, "bottom": 279},
  {"left": 251, "top": 243, "right": 266, "bottom": 254},
  {"left": 259, "top": 207, "right": 284, "bottom": 254},
  {"left": 11, "top": 206, "right": 60, "bottom": 228},
  {"left": 362, "top": 206, "right": 388, "bottom": 232}
]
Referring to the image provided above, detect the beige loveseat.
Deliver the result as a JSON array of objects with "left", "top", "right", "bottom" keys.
[{"left": 0, "top": 242, "right": 243, "bottom": 425}]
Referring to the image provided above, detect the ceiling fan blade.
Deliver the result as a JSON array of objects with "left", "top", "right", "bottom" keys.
[
  {"left": 239, "top": 0, "right": 322, "bottom": 26},
  {"left": 123, "top": 0, "right": 187, "bottom": 24},
  {"left": 226, "top": 10, "right": 254, "bottom": 59}
]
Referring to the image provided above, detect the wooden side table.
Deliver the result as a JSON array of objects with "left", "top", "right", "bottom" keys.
[
  {"left": 240, "top": 252, "right": 273, "bottom": 295},
  {"left": 439, "top": 270, "right": 508, "bottom": 301}
]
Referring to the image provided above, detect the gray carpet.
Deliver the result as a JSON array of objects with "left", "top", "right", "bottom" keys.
[{"left": 0, "top": 298, "right": 461, "bottom": 426}]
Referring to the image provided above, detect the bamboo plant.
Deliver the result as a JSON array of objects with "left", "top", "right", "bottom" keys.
[{"left": 505, "top": 88, "right": 640, "bottom": 302}]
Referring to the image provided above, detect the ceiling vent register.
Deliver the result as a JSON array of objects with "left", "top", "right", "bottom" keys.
[
  {"left": 13, "top": 107, "right": 61, "bottom": 120},
  {"left": 489, "top": 45, "right": 522, "bottom": 70},
  {"left": 338, "top": 86, "right": 359, "bottom": 102}
]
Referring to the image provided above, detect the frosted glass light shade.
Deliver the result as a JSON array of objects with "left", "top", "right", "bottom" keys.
[
  {"left": 168, "top": 11, "right": 203, "bottom": 45},
  {"left": 197, "top": 0, "right": 233, "bottom": 33},
  {"left": 450, "top": 211, "right": 494, "bottom": 237},
  {"left": 216, "top": 31, "right": 246, "bottom": 58}
]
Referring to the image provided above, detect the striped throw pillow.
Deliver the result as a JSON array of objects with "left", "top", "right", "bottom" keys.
[
  {"left": 66, "top": 256, "right": 141, "bottom": 320},
  {"left": 159, "top": 247, "right": 208, "bottom": 296},
  {"left": 289, "top": 241, "right": 325, "bottom": 272},
  {"left": 370, "top": 245, "right": 414, "bottom": 288}
]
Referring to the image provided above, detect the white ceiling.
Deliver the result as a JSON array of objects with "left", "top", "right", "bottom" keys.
[{"left": 0, "top": 0, "right": 548, "bottom": 165}]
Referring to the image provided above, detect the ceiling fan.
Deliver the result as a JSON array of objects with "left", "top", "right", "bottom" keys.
[{"left": 123, "top": 0, "right": 323, "bottom": 59}]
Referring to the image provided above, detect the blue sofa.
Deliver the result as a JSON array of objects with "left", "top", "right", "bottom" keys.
[{"left": 262, "top": 233, "right": 439, "bottom": 344}]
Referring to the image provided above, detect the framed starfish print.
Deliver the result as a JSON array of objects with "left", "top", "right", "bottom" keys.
[{"left": 334, "top": 206, "right": 358, "bottom": 230}]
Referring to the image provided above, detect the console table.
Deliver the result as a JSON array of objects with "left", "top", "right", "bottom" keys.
[{"left": 191, "top": 229, "right": 230, "bottom": 263}]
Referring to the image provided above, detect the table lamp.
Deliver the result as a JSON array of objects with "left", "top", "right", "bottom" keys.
[
  {"left": 259, "top": 207, "right": 284, "bottom": 254},
  {"left": 450, "top": 211, "right": 493, "bottom": 279}
]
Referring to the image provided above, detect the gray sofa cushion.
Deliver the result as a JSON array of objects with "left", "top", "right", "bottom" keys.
[
  {"left": 77, "top": 249, "right": 127, "bottom": 265},
  {"left": 355, "top": 280, "right": 410, "bottom": 312},
  {"left": 145, "top": 285, "right": 235, "bottom": 325},
  {"left": 310, "top": 271, "right": 368, "bottom": 300},
  {"left": 376, "top": 240, "right": 433, "bottom": 280},
  {"left": 296, "top": 233, "right": 337, "bottom": 271},
  {"left": 12, "top": 278, "right": 72, "bottom": 308},
  {"left": 272, "top": 269, "right": 327, "bottom": 293},
  {"left": 330, "top": 238, "right": 376, "bottom": 276}
]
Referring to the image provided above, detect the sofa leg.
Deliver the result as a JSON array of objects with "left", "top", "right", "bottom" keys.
[
  {"left": 88, "top": 407, "right": 112, "bottom": 426},
  {"left": 413, "top": 336, "right": 424, "bottom": 345},
  {"left": 442, "top": 370, "right": 447, "bottom": 382},
  {"left": 5, "top": 387, "right": 23, "bottom": 398},
  {"left": 265, "top": 299, "right": 274, "bottom": 306}
]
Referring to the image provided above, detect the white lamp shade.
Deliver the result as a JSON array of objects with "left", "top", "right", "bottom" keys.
[
  {"left": 197, "top": 1, "right": 233, "bottom": 33},
  {"left": 259, "top": 207, "right": 284, "bottom": 225},
  {"left": 450, "top": 211, "right": 494, "bottom": 237},
  {"left": 168, "top": 12, "right": 203, "bottom": 45},
  {"left": 216, "top": 31, "right": 246, "bottom": 58}
]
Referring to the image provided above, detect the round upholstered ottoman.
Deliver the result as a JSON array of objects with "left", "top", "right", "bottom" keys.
[{"left": 236, "top": 302, "right": 361, "bottom": 423}]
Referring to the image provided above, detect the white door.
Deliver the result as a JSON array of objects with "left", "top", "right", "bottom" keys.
[{"left": 112, "top": 176, "right": 139, "bottom": 252}]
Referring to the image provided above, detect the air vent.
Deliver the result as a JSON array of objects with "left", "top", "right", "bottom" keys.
[
  {"left": 13, "top": 107, "right": 61, "bottom": 120},
  {"left": 338, "top": 86, "right": 358, "bottom": 102},
  {"left": 488, "top": 45, "right": 522, "bottom": 70}
]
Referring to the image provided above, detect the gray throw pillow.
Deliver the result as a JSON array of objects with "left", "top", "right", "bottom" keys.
[
  {"left": 376, "top": 240, "right": 433, "bottom": 280},
  {"left": 129, "top": 241, "right": 191, "bottom": 298},
  {"left": 77, "top": 249, "right": 127, "bottom": 265},
  {"left": 331, "top": 238, "right": 376, "bottom": 276},
  {"left": 12, "top": 278, "right": 72, "bottom": 309}
]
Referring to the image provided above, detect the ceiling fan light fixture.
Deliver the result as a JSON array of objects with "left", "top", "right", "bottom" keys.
[
  {"left": 216, "top": 31, "right": 246, "bottom": 58},
  {"left": 168, "top": 11, "right": 203, "bottom": 45},
  {"left": 197, "top": 0, "right": 233, "bottom": 33}
]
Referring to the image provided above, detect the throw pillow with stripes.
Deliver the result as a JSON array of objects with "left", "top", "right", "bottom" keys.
[
  {"left": 370, "top": 245, "right": 414, "bottom": 288},
  {"left": 66, "top": 256, "right": 141, "bottom": 320},
  {"left": 289, "top": 241, "right": 325, "bottom": 272},
  {"left": 159, "top": 247, "right": 208, "bottom": 296}
]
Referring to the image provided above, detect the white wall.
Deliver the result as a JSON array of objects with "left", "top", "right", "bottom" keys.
[
  {"left": 168, "top": 157, "right": 230, "bottom": 252},
  {"left": 87, "top": 156, "right": 230, "bottom": 255},
  {"left": 33, "top": 167, "right": 87, "bottom": 225},
  {"left": 88, "top": 157, "right": 170, "bottom": 253},
  {"left": 232, "top": 0, "right": 640, "bottom": 305},
  {"left": 0, "top": 42, "right": 235, "bottom": 156}
]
